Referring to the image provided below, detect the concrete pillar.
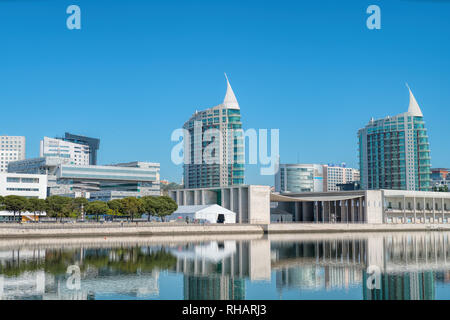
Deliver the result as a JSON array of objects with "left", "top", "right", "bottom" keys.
[
  {"left": 314, "top": 202, "right": 318, "bottom": 223},
  {"left": 433, "top": 197, "right": 436, "bottom": 223},
  {"left": 230, "top": 188, "right": 234, "bottom": 213},
  {"left": 349, "top": 199, "right": 355, "bottom": 223},
  {"left": 443, "top": 198, "right": 445, "bottom": 223},
  {"left": 360, "top": 197, "right": 365, "bottom": 223},
  {"left": 423, "top": 197, "right": 426, "bottom": 224},
  {"left": 238, "top": 187, "right": 243, "bottom": 224},
  {"left": 321, "top": 201, "right": 325, "bottom": 223},
  {"left": 294, "top": 202, "right": 300, "bottom": 222},
  {"left": 345, "top": 200, "right": 349, "bottom": 223},
  {"left": 403, "top": 195, "right": 406, "bottom": 224},
  {"left": 328, "top": 201, "right": 331, "bottom": 223}
]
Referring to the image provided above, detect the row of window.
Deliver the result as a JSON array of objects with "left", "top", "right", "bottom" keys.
[
  {"left": 6, "top": 177, "right": 40, "bottom": 183},
  {"left": 6, "top": 188, "right": 40, "bottom": 192}
]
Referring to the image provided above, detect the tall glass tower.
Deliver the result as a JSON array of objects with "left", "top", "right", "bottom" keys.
[
  {"left": 358, "top": 86, "right": 432, "bottom": 191},
  {"left": 183, "top": 75, "right": 244, "bottom": 189}
]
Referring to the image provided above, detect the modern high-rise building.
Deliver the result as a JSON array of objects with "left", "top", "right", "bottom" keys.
[
  {"left": 274, "top": 163, "right": 360, "bottom": 193},
  {"left": 183, "top": 75, "right": 244, "bottom": 189},
  {"left": 40, "top": 137, "right": 91, "bottom": 166},
  {"left": 358, "top": 86, "right": 432, "bottom": 191},
  {"left": 0, "top": 135, "right": 26, "bottom": 173},
  {"left": 63, "top": 132, "right": 100, "bottom": 165}
]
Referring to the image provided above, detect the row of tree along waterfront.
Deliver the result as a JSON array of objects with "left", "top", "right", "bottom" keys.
[{"left": 0, "top": 195, "right": 178, "bottom": 222}]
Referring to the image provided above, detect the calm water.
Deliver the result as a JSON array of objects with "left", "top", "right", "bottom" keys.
[{"left": 1, "top": 232, "right": 450, "bottom": 300}]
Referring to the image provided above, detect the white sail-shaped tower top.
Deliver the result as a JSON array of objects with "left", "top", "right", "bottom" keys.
[
  {"left": 223, "top": 73, "right": 240, "bottom": 109},
  {"left": 406, "top": 84, "right": 423, "bottom": 117}
]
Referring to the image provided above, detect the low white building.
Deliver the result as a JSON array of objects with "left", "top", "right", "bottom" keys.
[
  {"left": 272, "top": 189, "right": 450, "bottom": 224},
  {"left": 0, "top": 173, "right": 47, "bottom": 199},
  {"left": 169, "top": 185, "right": 271, "bottom": 224},
  {"left": 167, "top": 204, "right": 236, "bottom": 224},
  {"left": 0, "top": 173, "right": 48, "bottom": 221}
]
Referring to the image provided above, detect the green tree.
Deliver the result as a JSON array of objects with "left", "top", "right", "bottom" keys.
[
  {"left": 85, "top": 201, "right": 109, "bottom": 222},
  {"left": 107, "top": 199, "right": 124, "bottom": 216},
  {"left": 120, "top": 197, "right": 144, "bottom": 222},
  {"left": 26, "top": 198, "right": 47, "bottom": 222},
  {"left": 4, "top": 195, "right": 29, "bottom": 222},
  {"left": 45, "top": 196, "right": 73, "bottom": 222},
  {"left": 155, "top": 196, "right": 178, "bottom": 222},
  {"left": 0, "top": 196, "right": 5, "bottom": 211},
  {"left": 141, "top": 196, "right": 159, "bottom": 221}
]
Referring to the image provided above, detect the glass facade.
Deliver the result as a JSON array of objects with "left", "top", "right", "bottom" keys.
[
  {"left": 358, "top": 113, "right": 432, "bottom": 191},
  {"left": 183, "top": 77, "right": 244, "bottom": 189},
  {"left": 276, "top": 164, "right": 324, "bottom": 193}
]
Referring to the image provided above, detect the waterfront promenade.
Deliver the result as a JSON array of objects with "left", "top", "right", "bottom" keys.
[{"left": 1, "top": 222, "right": 450, "bottom": 238}]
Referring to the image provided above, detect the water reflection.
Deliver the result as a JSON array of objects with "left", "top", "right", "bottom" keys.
[{"left": 0, "top": 232, "right": 450, "bottom": 300}]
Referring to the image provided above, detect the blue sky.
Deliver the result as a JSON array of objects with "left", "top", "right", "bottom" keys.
[{"left": 1, "top": 0, "right": 449, "bottom": 185}]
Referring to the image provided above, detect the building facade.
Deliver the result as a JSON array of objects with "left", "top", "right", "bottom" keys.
[
  {"left": 324, "top": 164, "right": 360, "bottom": 192},
  {"left": 275, "top": 163, "right": 360, "bottom": 193},
  {"left": 50, "top": 162, "right": 160, "bottom": 198},
  {"left": 40, "top": 137, "right": 91, "bottom": 166},
  {"left": 169, "top": 185, "right": 271, "bottom": 224},
  {"left": 0, "top": 172, "right": 47, "bottom": 199},
  {"left": 358, "top": 86, "right": 432, "bottom": 191},
  {"left": 272, "top": 189, "right": 450, "bottom": 224},
  {"left": 275, "top": 164, "right": 325, "bottom": 193},
  {"left": 8, "top": 158, "right": 160, "bottom": 199},
  {"left": 431, "top": 168, "right": 450, "bottom": 191},
  {"left": 0, "top": 136, "right": 25, "bottom": 173},
  {"left": 183, "top": 74, "right": 244, "bottom": 189},
  {"left": 63, "top": 133, "right": 100, "bottom": 165}
]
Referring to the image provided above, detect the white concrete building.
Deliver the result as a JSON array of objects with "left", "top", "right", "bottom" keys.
[
  {"left": 272, "top": 189, "right": 450, "bottom": 224},
  {"left": 0, "top": 172, "right": 47, "bottom": 199},
  {"left": 170, "top": 185, "right": 270, "bottom": 224},
  {"left": 0, "top": 136, "right": 25, "bottom": 173},
  {"left": 40, "top": 137, "right": 90, "bottom": 166}
]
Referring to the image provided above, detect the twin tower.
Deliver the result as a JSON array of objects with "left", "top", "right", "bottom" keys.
[{"left": 182, "top": 76, "right": 432, "bottom": 192}]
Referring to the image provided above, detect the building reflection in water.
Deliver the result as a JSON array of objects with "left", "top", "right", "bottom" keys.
[
  {"left": 363, "top": 272, "right": 435, "bottom": 300},
  {"left": 174, "top": 241, "right": 245, "bottom": 300},
  {"left": 0, "top": 232, "right": 450, "bottom": 300},
  {"left": 272, "top": 239, "right": 365, "bottom": 295}
]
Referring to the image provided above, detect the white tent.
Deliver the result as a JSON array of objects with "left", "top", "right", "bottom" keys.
[{"left": 167, "top": 204, "right": 236, "bottom": 224}]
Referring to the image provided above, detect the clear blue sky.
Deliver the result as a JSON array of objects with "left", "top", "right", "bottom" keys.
[{"left": 1, "top": 0, "right": 449, "bottom": 185}]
